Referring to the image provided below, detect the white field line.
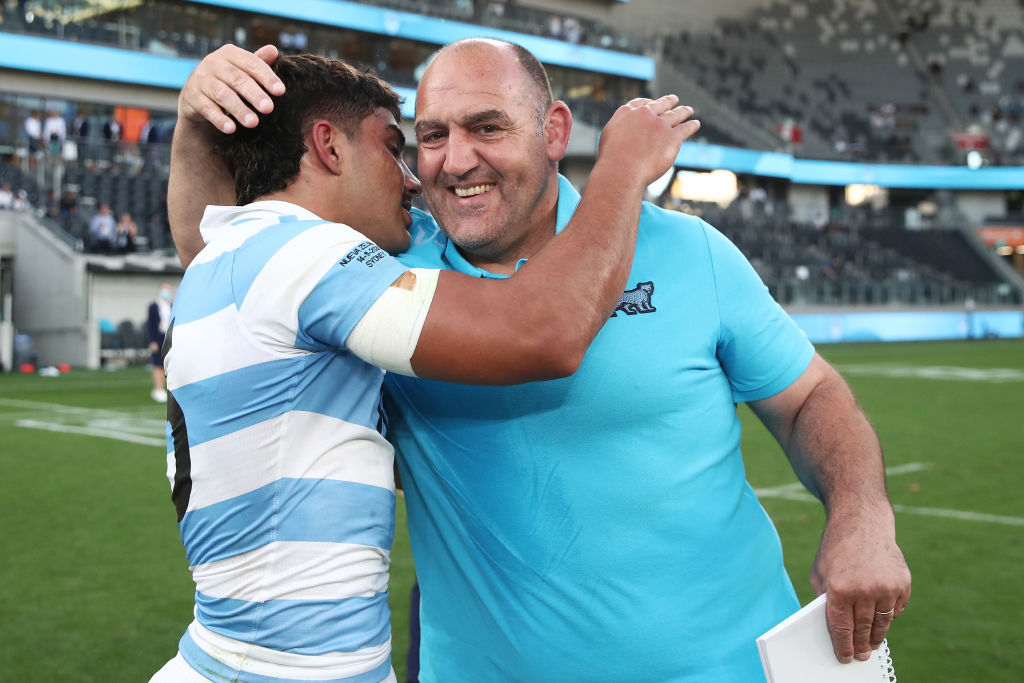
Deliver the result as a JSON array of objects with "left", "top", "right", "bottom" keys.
[
  {"left": 834, "top": 364, "right": 1024, "bottom": 383},
  {"left": 756, "top": 462, "right": 1024, "bottom": 527},
  {"left": 890, "top": 504, "right": 1024, "bottom": 527},
  {"left": 13, "top": 419, "right": 166, "bottom": 448},
  {"left": 2, "top": 398, "right": 165, "bottom": 449},
  {"left": 0, "top": 397, "right": 140, "bottom": 417}
]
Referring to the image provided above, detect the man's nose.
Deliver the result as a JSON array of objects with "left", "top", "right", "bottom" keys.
[
  {"left": 403, "top": 160, "right": 422, "bottom": 197},
  {"left": 441, "top": 129, "right": 478, "bottom": 177}
]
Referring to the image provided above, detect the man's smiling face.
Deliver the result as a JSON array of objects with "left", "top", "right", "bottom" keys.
[{"left": 414, "top": 41, "right": 558, "bottom": 265}]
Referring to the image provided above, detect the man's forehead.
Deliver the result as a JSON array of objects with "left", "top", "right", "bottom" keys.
[{"left": 363, "top": 107, "right": 403, "bottom": 137}]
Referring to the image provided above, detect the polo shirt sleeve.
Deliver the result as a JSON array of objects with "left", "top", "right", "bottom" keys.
[{"left": 703, "top": 220, "right": 815, "bottom": 402}]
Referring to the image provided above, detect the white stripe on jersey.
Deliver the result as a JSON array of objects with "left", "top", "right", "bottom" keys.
[
  {"left": 177, "top": 411, "right": 394, "bottom": 514},
  {"left": 239, "top": 223, "right": 370, "bottom": 353},
  {"left": 166, "top": 304, "right": 303, "bottom": 392},
  {"left": 195, "top": 201, "right": 325, "bottom": 265},
  {"left": 192, "top": 541, "right": 389, "bottom": 602},
  {"left": 186, "top": 620, "right": 392, "bottom": 680}
]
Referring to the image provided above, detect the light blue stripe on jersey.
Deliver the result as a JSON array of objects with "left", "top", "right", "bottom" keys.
[
  {"left": 196, "top": 592, "right": 390, "bottom": 654},
  {"left": 181, "top": 479, "right": 395, "bottom": 566},
  {"left": 172, "top": 250, "right": 236, "bottom": 325},
  {"left": 179, "top": 631, "right": 394, "bottom": 683},
  {"left": 231, "top": 219, "right": 331, "bottom": 307},
  {"left": 294, "top": 247, "right": 408, "bottom": 352},
  {"left": 174, "top": 353, "right": 384, "bottom": 447},
  {"left": 172, "top": 218, "right": 327, "bottom": 326}
]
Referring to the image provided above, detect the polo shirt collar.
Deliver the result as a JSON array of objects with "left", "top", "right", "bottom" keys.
[{"left": 439, "top": 175, "right": 581, "bottom": 278}]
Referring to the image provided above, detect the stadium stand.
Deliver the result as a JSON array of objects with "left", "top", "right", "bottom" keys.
[
  {"left": 0, "top": 0, "right": 1021, "bottom": 370},
  {"left": 653, "top": 0, "right": 1024, "bottom": 166}
]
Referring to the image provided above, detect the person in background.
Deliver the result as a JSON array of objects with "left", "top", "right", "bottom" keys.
[
  {"left": 43, "top": 109, "right": 67, "bottom": 156},
  {"left": 116, "top": 211, "right": 138, "bottom": 253},
  {"left": 0, "top": 182, "right": 13, "bottom": 210},
  {"left": 11, "top": 189, "right": 30, "bottom": 211},
  {"left": 88, "top": 203, "right": 117, "bottom": 253},
  {"left": 23, "top": 111, "right": 42, "bottom": 169},
  {"left": 147, "top": 282, "right": 173, "bottom": 403},
  {"left": 59, "top": 190, "right": 79, "bottom": 231}
]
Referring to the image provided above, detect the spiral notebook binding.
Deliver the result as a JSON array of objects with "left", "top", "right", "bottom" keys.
[{"left": 879, "top": 638, "right": 896, "bottom": 682}]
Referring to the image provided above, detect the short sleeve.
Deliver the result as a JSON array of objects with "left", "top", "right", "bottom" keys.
[
  {"left": 297, "top": 239, "right": 409, "bottom": 351},
  {"left": 233, "top": 221, "right": 408, "bottom": 353},
  {"left": 703, "top": 222, "right": 815, "bottom": 402}
]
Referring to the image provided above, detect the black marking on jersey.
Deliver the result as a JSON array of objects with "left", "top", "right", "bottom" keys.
[
  {"left": 376, "top": 394, "right": 389, "bottom": 438},
  {"left": 611, "top": 281, "right": 657, "bottom": 317},
  {"left": 163, "top": 319, "right": 193, "bottom": 522}
]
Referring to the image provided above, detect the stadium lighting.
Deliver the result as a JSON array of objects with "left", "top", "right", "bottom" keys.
[
  {"left": 669, "top": 169, "right": 738, "bottom": 207},
  {"left": 845, "top": 184, "right": 883, "bottom": 206}
]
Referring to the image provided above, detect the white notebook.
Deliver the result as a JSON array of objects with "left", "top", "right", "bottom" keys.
[{"left": 757, "top": 593, "right": 896, "bottom": 683}]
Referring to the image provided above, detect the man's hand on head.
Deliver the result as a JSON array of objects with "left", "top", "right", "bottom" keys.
[
  {"left": 178, "top": 44, "right": 285, "bottom": 133},
  {"left": 596, "top": 95, "right": 700, "bottom": 191}
]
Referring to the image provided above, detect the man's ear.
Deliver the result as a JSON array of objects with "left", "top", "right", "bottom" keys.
[
  {"left": 544, "top": 101, "right": 572, "bottom": 163},
  {"left": 309, "top": 119, "right": 346, "bottom": 175}
]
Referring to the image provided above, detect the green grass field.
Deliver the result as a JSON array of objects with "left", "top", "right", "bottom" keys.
[{"left": 1, "top": 339, "right": 1022, "bottom": 681}]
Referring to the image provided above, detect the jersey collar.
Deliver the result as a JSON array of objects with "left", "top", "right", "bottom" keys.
[{"left": 199, "top": 200, "right": 325, "bottom": 244}]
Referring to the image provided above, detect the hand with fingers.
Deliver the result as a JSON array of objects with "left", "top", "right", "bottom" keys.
[
  {"left": 811, "top": 510, "right": 911, "bottom": 664},
  {"left": 177, "top": 44, "right": 285, "bottom": 134},
  {"left": 596, "top": 95, "right": 700, "bottom": 188}
]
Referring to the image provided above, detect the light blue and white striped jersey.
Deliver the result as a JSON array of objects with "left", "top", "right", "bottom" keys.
[{"left": 163, "top": 201, "right": 409, "bottom": 683}]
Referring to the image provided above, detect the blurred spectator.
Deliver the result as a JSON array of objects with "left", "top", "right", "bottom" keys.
[
  {"left": 103, "top": 118, "right": 121, "bottom": 141},
  {"left": 823, "top": 254, "right": 844, "bottom": 279},
  {"left": 24, "top": 111, "right": 43, "bottom": 168},
  {"left": 0, "top": 182, "right": 12, "bottom": 210},
  {"left": 59, "top": 190, "right": 79, "bottom": 230},
  {"left": 12, "top": 189, "right": 30, "bottom": 211},
  {"left": 147, "top": 282, "right": 175, "bottom": 403},
  {"left": 43, "top": 109, "right": 67, "bottom": 156},
  {"left": 279, "top": 25, "right": 307, "bottom": 55},
  {"left": 548, "top": 15, "right": 563, "bottom": 39},
  {"left": 43, "top": 189, "right": 60, "bottom": 219},
  {"left": 115, "top": 212, "right": 138, "bottom": 253},
  {"left": 88, "top": 203, "right": 117, "bottom": 253},
  {"left": 71, "top": 113, "right": 90, "bottom": 139},
  {"left": 563, "top": 17, "right": 581, "bottom": 44}
]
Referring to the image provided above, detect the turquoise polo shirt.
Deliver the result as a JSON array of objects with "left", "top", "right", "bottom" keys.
[{"left": 387, "top": 176, "right": 815, "bottom": 682}]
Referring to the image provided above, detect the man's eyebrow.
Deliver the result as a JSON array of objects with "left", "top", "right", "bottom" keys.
[
  {"left": 461, "top": 109, "right": 512, "bottom": 129},
  {"left": 414, "top": 119, "right": 442, "bottom": 135}
]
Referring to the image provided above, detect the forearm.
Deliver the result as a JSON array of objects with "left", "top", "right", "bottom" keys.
[
  {"left": 783, "top": 371, "right": 893, "bottom": 525},
  {"left": 167, "top": 118, "right": 235, "bottom": 267},
  {"left": 412, "top": 170, "right": 644, "bottom": 384},
  {"left": 513, "top": 162, "right": 645, "bottom": 352}
]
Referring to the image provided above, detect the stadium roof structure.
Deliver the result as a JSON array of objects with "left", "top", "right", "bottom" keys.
[{"left": 189, "top": 0, "right": 655, "bottom": 80}]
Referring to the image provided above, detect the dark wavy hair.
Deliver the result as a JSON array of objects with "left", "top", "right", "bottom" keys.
[{"left": 216, "top": 54, "right": 403, "bottom": 205}]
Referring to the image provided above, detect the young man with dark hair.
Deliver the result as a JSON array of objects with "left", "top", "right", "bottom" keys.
[{"left": 153, "top": 52, "right": 696, "bottom": 682}]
